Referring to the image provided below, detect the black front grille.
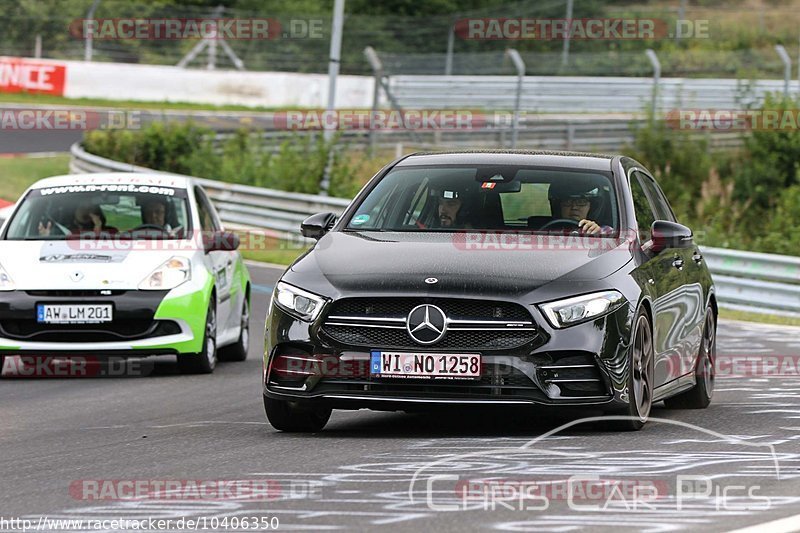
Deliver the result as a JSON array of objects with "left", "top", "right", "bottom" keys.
[
  {"left": 0, "top": 319, "right": 181, "bottom": 342},
  {"left": 321, "top": 297, "right": 537, "bottom": 351},
  {"left": 26, "top": 290, "right": 127, "bottom": 297},
  {"left": 315, "top": 362, "right": 546, "bottom": 400},
  {"left": 329, "top": 298, "right": 531, "bottom": 321},
  {"left": 322, "top": 324, "right": 535, "bottom": 350}
]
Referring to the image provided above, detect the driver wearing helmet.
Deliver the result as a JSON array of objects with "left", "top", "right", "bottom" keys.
[{"left": 548, "top": 182, "right": 609, "bottom": 235}]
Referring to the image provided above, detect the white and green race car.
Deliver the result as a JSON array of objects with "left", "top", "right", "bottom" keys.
[{"left": 0, "top": 173, "right": 251, "bottom": 374}]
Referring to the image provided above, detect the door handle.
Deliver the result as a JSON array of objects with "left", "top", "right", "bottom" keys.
[
  {"left": 672, "top": 256, "right": 684, "bottom": 270},
  {"left": 692, "top": 251, "right": 703, "bottom": 264}
]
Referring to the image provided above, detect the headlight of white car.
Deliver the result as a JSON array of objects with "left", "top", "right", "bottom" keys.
[
  {"left": 274, "top": 281, "right": 326, "bottom": 322},
  {"left": 539, "top": 290, "right": 626, "bottom": 329},
  {"left": 138, "top": 257, "right": 191, "bottom": 290},
  {"left": 0, "top": 262, "right": 15, "bottom": 291}
]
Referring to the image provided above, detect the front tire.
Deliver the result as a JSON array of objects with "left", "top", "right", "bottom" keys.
[
  {"left": 263, "top": 396, "right": 331, "bottom": 432},
  {"left": 219, "top": 295, "right": 250, "bottom": 362},
  {"left": 664, "top": 306, "right": 716, "bottom": 409},
  {"left": 177, "top": 303, "right": 217, "bottom": 374},
  {"left": 606, "top": 308, "right": 654, "bottom": 431}
]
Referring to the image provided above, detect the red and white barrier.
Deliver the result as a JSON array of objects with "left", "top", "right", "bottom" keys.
[{"left": 0, "top": 56, "right": 374, "bottom": 109}]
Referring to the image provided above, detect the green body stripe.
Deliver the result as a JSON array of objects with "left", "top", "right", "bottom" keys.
[{"left": 136, "top": 273, "right": 214, "bottom": 354}]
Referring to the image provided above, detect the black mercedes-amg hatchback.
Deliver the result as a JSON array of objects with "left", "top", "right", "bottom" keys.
[{"left": 262, "top": 151, "right": 716, "bottom": 432}]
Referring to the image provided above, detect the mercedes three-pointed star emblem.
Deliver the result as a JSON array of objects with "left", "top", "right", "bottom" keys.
[{"left": 406, "top": 304, "right": 447, "bottom": 345}]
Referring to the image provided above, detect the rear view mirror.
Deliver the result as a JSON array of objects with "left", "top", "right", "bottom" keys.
[
  {"left": 301, "top": 212, "right": 336, "bottom": 239},
  {"left": 650, "top": 220, "right": 693, "bottom": 254}
]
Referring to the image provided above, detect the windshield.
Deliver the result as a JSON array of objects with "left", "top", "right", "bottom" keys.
[
  {"left": 3, "top": 184, "right": 191, "bottom": 240},
  {"left": 345, "top": 165, "right": 618, "bottom": 235}
]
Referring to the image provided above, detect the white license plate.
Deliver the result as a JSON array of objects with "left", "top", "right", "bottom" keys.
[
  {"left": 370, "top": 351, "right": 481, "bottom": 379},
  {"left": 37, "top": 304, "right": 113, "bottom": 324}
]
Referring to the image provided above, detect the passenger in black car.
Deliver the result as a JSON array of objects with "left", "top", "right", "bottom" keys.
[{"left": 436, "top": 185, "right": 473, "bottom": 229}]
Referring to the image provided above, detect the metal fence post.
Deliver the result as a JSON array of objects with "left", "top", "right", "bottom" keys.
[
  {"left": 84, "top": 0, "right": 101, "bottom": 61},
  {"left": 561, "top": 0, "right": 574, "bottom": 67},
  {"left": 364, "top": 46, "right": 422, "bottom": 146},
  {"left": 445, "top": 19, "right": 456, "bottom": 75},
  {"left": 505, "top": 49, "right": 525, "bottom": 149},
  {"left": 320, "top": 0, "right": 346, "bottom": 196},
  {"left": 775, "top": 45, "right": 791, "bottom": 97},
  {"left": 645, "top": 49, "right": 660, "bottom": 118},
  {"left": 675, "top": 0, "right": 687, "bottom": 40},
  {"left": 364, "top": 46, "right": 384, "bottom": 153}
]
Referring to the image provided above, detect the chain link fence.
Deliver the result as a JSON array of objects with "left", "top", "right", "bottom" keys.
[{"left": 1, "top": 0, "right": 799, "bottom": 78}]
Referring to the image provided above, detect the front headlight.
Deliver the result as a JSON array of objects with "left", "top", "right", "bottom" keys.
[
  {"left": 539, "top": 290, "right": 626, "bottom": 329},
  {"left": 138, "top": 256, "right": 191, "bottom": 290},
  {"left": 0, "top": 263, "right": 15, "bottom": 291},
  {"left": 274, "top": 281, "right": 326, "bottom": 322}
]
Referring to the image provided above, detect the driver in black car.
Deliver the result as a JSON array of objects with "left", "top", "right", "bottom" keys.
[{"left": 548, "top": 182, "right": 608, "bottom": 235}]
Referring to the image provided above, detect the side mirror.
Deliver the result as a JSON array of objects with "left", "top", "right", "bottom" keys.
[
  {"left": 301, "top": 212, "right": 336, "bottom": 240},
  {"left": 650, "top": 220, "right": 693, "bottom": 254},
  {"left": 204, "top": 231, "right": 240, "bottom": 253}
]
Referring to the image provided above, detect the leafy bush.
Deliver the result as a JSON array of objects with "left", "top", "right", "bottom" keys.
[
  {"left": 83, "top": 123, "right": 382, "bottom": 198},
  {"left": 628, "top": 94, "right": 800, "bottom": 256}
]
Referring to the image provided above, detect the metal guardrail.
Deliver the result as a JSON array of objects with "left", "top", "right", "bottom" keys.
[
  {"left": 702, "top": 247, "right": 800, "bottom": 317},
  {"left": 386, "top": 76, "right": 796, "bottom": 114},
  {"left": 70, "top": 143, "right": 799, "bottom": 317},
  {"left": 211, "top": 117, "right": 740, "bottom": 154}
]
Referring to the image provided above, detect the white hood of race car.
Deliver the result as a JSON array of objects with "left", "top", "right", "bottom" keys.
[{"left": 0, "top": 240, "right": 196, "bottom": 290}]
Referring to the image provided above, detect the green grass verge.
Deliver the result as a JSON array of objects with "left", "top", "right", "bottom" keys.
[
  {"left": 0, "top": 155, "right": 70, "bottom": 202},
  {"left": 240, "top": 247, "right": 306, "bottom": 266},
  {"left": 719, "top": 308, "right": 800, "bottom": 328},
  {"left": 231, "top": 230, "right": 308, "bottom": 266}
]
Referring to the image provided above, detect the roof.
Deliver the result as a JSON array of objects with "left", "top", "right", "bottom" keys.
[
  {"left": 397, "top": 149, "right": 616, "bottom": 172},
  {"left": 29, "top": 172, "right": 191, "bottom": 190}
]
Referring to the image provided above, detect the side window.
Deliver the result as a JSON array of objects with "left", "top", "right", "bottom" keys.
[
  {"left": 635, "top": 171, "right": 676, "bottom": 222},
  {"left": 194, "top": 187, "right": 219, "bottom": 232},
  {"left": 629, "top": 172, "right": 657, "bottom": 242}
]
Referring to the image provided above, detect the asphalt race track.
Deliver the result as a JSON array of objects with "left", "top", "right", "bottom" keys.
[{"left": 2, "top": 262, "right": 800, "bottom": 532}]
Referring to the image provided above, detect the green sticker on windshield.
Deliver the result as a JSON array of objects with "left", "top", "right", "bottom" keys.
[{"left": 351, "top": 214, "right": 370, "bottom": 225}]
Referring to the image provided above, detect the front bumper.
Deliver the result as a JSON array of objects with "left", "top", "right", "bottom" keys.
[
  {"left": 0, "top": 287, "right": 205, "bottom": 356},
  {"left": 263, "top": 300, "right": 636, "bottom": 410}
]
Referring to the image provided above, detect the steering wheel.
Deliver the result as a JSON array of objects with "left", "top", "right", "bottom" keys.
[
  {"left": 130, "top": 223, "right": 167, "bottom": 232},
  {"left": 539, "top": 218, "right": 581, "bottom": 233}
]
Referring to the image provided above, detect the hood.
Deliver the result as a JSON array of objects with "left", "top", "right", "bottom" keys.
[
  {"left": 285, "top": 231, "right": 633, "bottom": 298},
  {"left": 0, "top": 240, "right": 195, "bottom": 290}
]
